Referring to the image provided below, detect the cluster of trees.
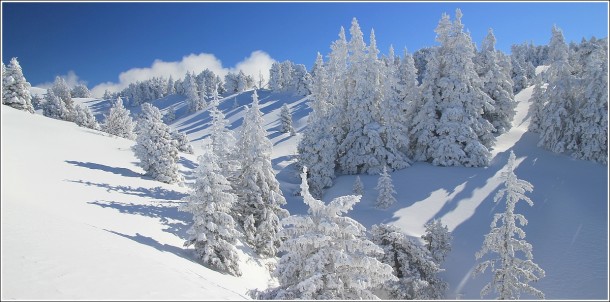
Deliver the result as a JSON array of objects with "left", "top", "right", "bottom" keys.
[
  {"left": 178, "top": 90, "right": 289, "bottom": 275},
  {"left": 268, "top": 60, "right": 312, "bottom": 96},
  {"left": 299, "top": 11, "right": 518, "bottom": 196},
  {"left": 529, "top": 26, "right": 608, "bottom": 164},
  {"left": 224, "top": 70, "right": 255, "bottom": 94},
  {"left": 510, "top": 42, "right": 549, "bottom": 93},
  {"left": 2, "top": 57, "right": 35, "bottom": 113},
  {"left": 41, "top": 76, "right": 99, "bottom": 130},
  {"left": 257, "top": 166, "right": 452, "bottom": 299}
]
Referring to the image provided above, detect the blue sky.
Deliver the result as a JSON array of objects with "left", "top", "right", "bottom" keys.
[{"left": 2, "top": 1, "right": 608, "bottom": 95}]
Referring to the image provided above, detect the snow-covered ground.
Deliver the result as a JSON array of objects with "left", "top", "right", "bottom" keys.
[{"left": 2, "top": 85, "right": 607, "bottom": 299}]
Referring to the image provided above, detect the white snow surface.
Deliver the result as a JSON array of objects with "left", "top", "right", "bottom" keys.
[{"left": 2, "top": 87, "right": 607, "bottom": 299}]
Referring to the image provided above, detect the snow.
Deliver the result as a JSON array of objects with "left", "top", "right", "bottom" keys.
[{"left": 2, "top": 82, "right": 607, "bottom": 299}]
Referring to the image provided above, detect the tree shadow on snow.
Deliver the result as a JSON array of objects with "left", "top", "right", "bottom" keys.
[
  {"left": 67, "top": 179, "right": 187, "bottom": 201},
  {"left": 65, "top": 160, "right": 141, "bottom": 178},
  {"left": 91, "top": 199, "right": 191, "bottom": 240},
  {"left": 103, "top": 229, "right": 193, "bottom": 261}
]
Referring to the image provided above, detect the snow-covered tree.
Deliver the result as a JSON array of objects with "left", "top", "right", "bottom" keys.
[
  {"left": 209, "top": 93, "right": 238, "bottom": 179},
  {"left": 132, "top": 103, "right": 182, "bottom": 184},
  {"left": 103, "top": 96, "right": 135, "bottom": 139},
  {"left": 474, "top": 151, "right": 545, "bottom": 299},
  {"left": 171, "top": 128, "right": 194, "bottom": 154},
  {"left": 375, "top": 166, "right": 397, "bottom": 209},
  {"left": 527, "top": 78, "right": 548, "bottom": 133},
  {"left": 297, "top": 49, "right": 340, "bottom": 197},
  {"left": 476, "top": 28, "right": 517, "bottom": 134},
  {"left": 166, "top": 76, "right": 175, "bottom": 96},
  {"left": 102, "top": 90, "right": 113, "bottom": 101},
  {"left": 538, "top": 25, "right": 577, "bottom": 154},
  {"left": 164, "top": 104, "right": 176, "bottom": 123},
  {"left": 338, "top": 23, "right": 407, "bottom": 174},
  {"left": 371, "top": 223, "right": 446, "bottom": 300},
  {"left": 235, "top": 90, "right": 289, "bottom": 256},
  {"left": 422, "top": 219, "right": 453, "bottom": 264},
  {"left": 184, "top": 72, "right": 203, "bottom": 113},
  {"left": 50, "top": 76, "right": 74, "bottom": 111},
  {"left": 279, "top": 103, "right": 295, "bottom": 135},
  {"left": 72, "top": 103, "right": 100, "bottom": 130},
  {"left": 179, "top": 143, "right": 242, "bottom": 276},
  {"left": 224, "top": 72, "right": 239, "bottom": 94},
  {"left": 571, "top": 45, "right": 608, "bottom": 164},
  {"left": 410, "top": 10, "right": 495, "bottom": 167},
  {"left": 2, "top": 57, "right": 34, "bottom": 113},
  {"left": 42, "top": 90, "right": 69, "bottom": 120},
  {"left": 268, "top": 62, "right": 283, "bottom": 91},
  {"left": 353, "top": 175, "right": 364, "bottom": 195},
  {"left": 70, "top": 84, "right": 91, "bottom": 98},
  {"left": 260, "top": 167, "right": 396, "bottom": 299}
]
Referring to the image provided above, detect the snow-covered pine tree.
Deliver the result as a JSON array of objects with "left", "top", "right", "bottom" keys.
[
  {"left": 71, "top": 84, "right": 91, "bottom": 98},
  {"left": 371, "top": 223, "right": 447, "bottom": 299},
  {"left": 422, "top": 219, "right": 453, "bottom": 264},
  {"left": 179, "top": 143, "right": 242, "bottom": 276},
  {"left": 72, "top": 103, "right": 100, "bottom": 130},
  {"left": 184, "top": 72, "right": 203, "bottom": 113},
  {"left": 260, "top": 167, "right": 396, "bottom": 299},
  {"left": 171, "top": 128, "right": 194, "bottom": 154},
  {"left": 166, "top": 75, "right": 175, "bottom": 96},
  {"left": 538, "top": 25, "right": 577, "bottom": 154},
  {"left": 476, "top": 28, "right": 517, "bottom": 134},
  {"left": 375, "top": 166, "right": 397, "bottom": 209},
  {"left": 510, "top": 54, "right": 529, "bottom": 94},
  {"left": 42, "top": 90, "right": 70, "bottom": 120},
  {"left": 571, "top": 45, "right": 608, "bottom": 164},
  {"left": 268, "top": 62, "right": 283, "bottom": 91},
  {"left": 102, "top": 90, "right": 113, "bottom": 101},
  {"left": 339, "top": 23, "right": 407, "bottom": 174},
  {"left": 103, "top": 96, "right": 135, "bottom": 139},
  {"left": 164, "top": 104, "right": 176, "bottom": 123},
  {"left": 279, "top": 103, "right": 295, "bottom": 135},
  {"left": 395, "top": 48, "right": 420, "bottom": 157},
  {"left": 410, "top": 10, "right": 495, "bottom": 167},
  {"left": 50, "top": 76, "right": 74, "bottom": 112},
  {"left": 297, "top": 52, "right": 338, "bottom": 198},
  {"left": 2, "top": 57, "right": 34, "bottom": 113},
  {"left": 209, "top": 92, "right": 239, "bottom": 180},
  {"left": 353, "top": 175, "right": 364, "bottom": 195},
  {"left": 527, "top": 78, "right": 548, "bottom": 133},
  {"left": 473, "top": 151, "right": 545, "bottom": 299},
  {"left": 224, "top": 72, "right": 239, "bottom": 94},
  {"left": 235, "top": 90, "right": 289, "bottom": 256},
  {"left": 132, "top": 103, "right": 183, "bottom": 184}
]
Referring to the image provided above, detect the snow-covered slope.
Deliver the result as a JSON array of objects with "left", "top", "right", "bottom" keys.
[
  {"left": 1, "top": 106, "right": 274, "bottom": 300},
  {"left": 2, "top": 85, "right": 607, "bottom": 299}
]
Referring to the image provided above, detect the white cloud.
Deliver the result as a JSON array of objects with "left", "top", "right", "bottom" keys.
[
  {"left": 37, "top": 70, "right": 87, "bottom": 90},
  {"left": 90, "top": 51, "right": 276, "bottom": 98}
]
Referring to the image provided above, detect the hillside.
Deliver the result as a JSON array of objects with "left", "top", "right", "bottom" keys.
[{"left": 2, "top": 85, "right": 608, "bottom": 299}]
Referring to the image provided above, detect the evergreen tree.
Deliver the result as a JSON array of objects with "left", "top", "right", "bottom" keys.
[
  {"left": 235, "top": 90, "right": 289, "bottom": 256},
  {"left": 171, "top": 128, "right": 194, "bottom": 154},
  {"left": 375, "top": 166, "right": 397, "bottom": 209},
  {"left": 353, "top": 175, "right": 364, "bottom": 195},
  {"left": 166, "top": 75, "right": 175, "bottom": 96},
  {"left": 571, "top": 45, "right": 608, "bottom": 164},
  {"left": 476, "top": 28, "right": 517, "bottom": 134},
  {"left": 103, "top": 96, "right": 135, "bottom": 139},
  {"left": 71, "top": 84, "right": 91, "bottom": 98},
  {"left": 164, "top": 104, "right": 176, "bottom": 123},
  {"left": 474, "top": 151, "right": 545, "bottom": 299},
  {"left": 2, "top": 57, "right": 34, "bottom": 113},
  {"left": 538, "top": 25, "right": 577, "bottom": 154},
  {"left": 180, "top": 143, "right": 242, "bottom": 276},
  {"left": 50, "top": 76, "right": 74, "bottom": 112},
  {"left": 209, "top": 92, "right": 239, "bottom": 180},
  {"left": 422, "top": 219, "right": 453, "bottom": 264},
  {"left": 371, "top": 224, "right": 447, "bottom": 299},
  {"left": 410, "top": 10, "right": 495, "bottom": 167},
  {"left": 185, "top": 72, "right": 203, "bottom": 113},
  {"left": 132, "top": 103, "right": 183, "bottom": 184},
  {"left": 72, "top": 103, "right": 100, "bottom": 130},
  {"left": 279, "top": 103, "right": 295, "bottom": 135},
  {"left": 261, "top": 167, "right": 396, "bottom": 299},
  {"left": 42, "top": 90, "right": 69, "bottom": 120},
  {"left": 527, "top": 78, "right": 548, "bottom": 133}
]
